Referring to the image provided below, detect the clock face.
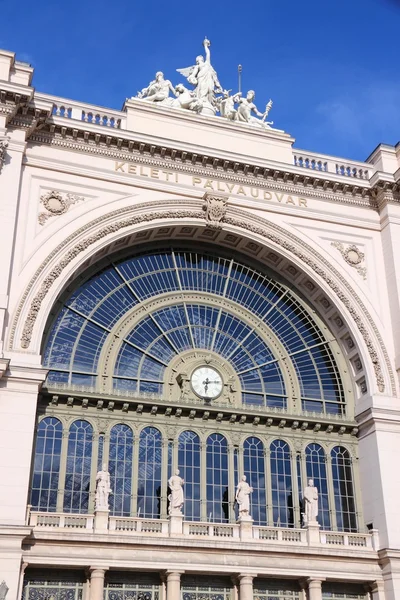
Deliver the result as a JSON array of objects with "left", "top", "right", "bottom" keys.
[{"left": 191, "top": 366, "right": 223, "bottom": 399}]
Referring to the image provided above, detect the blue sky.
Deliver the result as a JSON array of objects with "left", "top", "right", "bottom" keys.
[{"left": 1, "top": 0, "right": 400, "bottom": 161}]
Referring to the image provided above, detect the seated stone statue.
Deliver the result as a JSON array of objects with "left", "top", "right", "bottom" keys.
[
  {"left": 172, "top": 84, "right": 203, "bottom": 113},
  {"left": 137, "top": 71, "right": 176, "bottom": 103}
]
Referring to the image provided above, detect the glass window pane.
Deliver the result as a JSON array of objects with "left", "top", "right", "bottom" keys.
[
  {"left": 30, "top": 417, "right": 63, "bottom": 512},
  {"left": 63, "top": 420, "right": 93, "bottom": 514},
  {"left": 206, "top": 433, "right": 229, "bottom": 523},
  {"left": 305, "top": 443, "right": 330, "bottom": 530},
  {"left": 243, "top": 437, "right": 267, "bottom": 526},
  {"left": 270, "top": 440, "right": 293, "bottom": 527},
  {"left": 137, "top": 427, "right": 162, "bottom": 519},
  {"left": 178, "top": 431, "right": 201, "bottom": 521},
  {"left": 109, "top": 424, "right": 134, "bottom": 517}
]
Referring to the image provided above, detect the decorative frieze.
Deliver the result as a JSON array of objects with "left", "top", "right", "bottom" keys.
[
  {"left": 38, "top": 190, "right": 86, "bottom": 225},
  {"left": 331, "top": 242, "right": 366, "bottom": 280}
]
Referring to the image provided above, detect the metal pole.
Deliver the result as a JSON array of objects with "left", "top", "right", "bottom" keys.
[{"left": 238, "top": 64, "right": 242, "bottom": 94}]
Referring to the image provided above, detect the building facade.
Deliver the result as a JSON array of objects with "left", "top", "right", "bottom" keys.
[{"left": 0, "top": 46, "right": 400, "bottom": 600}]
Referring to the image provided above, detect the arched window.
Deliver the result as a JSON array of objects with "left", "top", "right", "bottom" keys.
[
  {"left": 331, "top": 446, "right": 357, "bottom": 532},
  {"left": 31, "top": 417, "right": 62, "bottom": 512},
  {"left": 243, "top": 437, "right": 267, "bottom": 526},
  {"left": 44, "top": 250, "right": 347, "bottom": 417},
  {"left": 64, "top": 420, "right": 93, "bottom": 514},
  {"left": 270, "top": 440, "right": 293, "bottom": 527},
  {"left": 206, "top": 433, "right": 229, "bottom": 523},
  {"left": 305, "top": 443, "right": 330, "bottom": 529},
  {"left": 137, "top": 427, "right": 162, "bottom": 519},
  {"left": 178, "top": 431, "right": 201, "bottom": 521},
  {"left": 109, "top": 424, "right": 134, "bottom": 517}
]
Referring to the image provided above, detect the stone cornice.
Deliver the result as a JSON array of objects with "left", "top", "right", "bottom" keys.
[
  {"left": 0, "top": 357, "right": 10, "bottom": 378},
  {"left": 0, "top": 84, "right": 34, "bottom": 125},
  {"left": 40, "top": 388, "right": 359, "bottom": 436},
  {"left": 25, "top": 125, "right": 380, "bottom": 210},
  {"left": 25, "top": 529, "right": 378, "bottom": 564}
]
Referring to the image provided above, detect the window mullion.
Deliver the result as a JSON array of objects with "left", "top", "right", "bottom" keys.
[
  {"left": 326, "top": 452, "right": 336, "bottom": 531},
  {"left": 56, "top": 427, "right": 70, "bottom": 512}
]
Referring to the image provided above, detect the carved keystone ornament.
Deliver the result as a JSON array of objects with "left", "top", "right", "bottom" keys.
[{"left": 203, "top": 194, "right": 228, "bottom": 229}]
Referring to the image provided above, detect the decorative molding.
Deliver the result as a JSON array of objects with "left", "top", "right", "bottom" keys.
[
  {"left": 331, "top": 242, "right": 366, "bottom": 280},
  {"left": 203, "top": 193, "right": 228, "bottom": 229},
  {"left": 374, "top": 186, "right": 400, "bottom": 211},
  {"left": 20, "top": 208, "right": 203, "bottom": 349},
  {"left": 11, "top": 201, "right": 394, "bottom": 395},
  {"left": 0, "top": 137, "right": 9, "bottom": 172},
  {"left": 38, "top": 190, "right": 85, "bottom": 225},
  {"left": 225, "top": 208, "right": 392, "bottom": 395},
  {"left": 27, "top": 129, "right": 377, "bottom": 209}
]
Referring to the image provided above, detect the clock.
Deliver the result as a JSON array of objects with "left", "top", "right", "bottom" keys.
[{"left": 191, "top": 366, "right": 223, "bottom": 399}]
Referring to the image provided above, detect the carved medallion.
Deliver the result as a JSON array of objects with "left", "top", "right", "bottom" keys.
[
  {"left": 39, "top": 190, "right": 86, "bottom": 225},
  {"left": 331, "top": 242, "right": 366, "bottom": 279}
]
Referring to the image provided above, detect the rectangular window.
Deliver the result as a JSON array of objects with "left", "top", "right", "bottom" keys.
[
  {"left": 181, "top": 577, "right": 232, "bottom": 600},
  {"left": 254, "top": 579, "right": 301, "bottom": 600},
  {"left": 23, "top": 571, "right": 84, "bottom": 600}
]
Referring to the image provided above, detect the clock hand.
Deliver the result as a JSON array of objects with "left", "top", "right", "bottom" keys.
[{"left": 203, "top": 377, "right": 210, "bottom": 394}]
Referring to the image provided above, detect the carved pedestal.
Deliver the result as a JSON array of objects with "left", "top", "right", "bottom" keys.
[
  {"left": 305, "top": 520, "right": 320, "bottom": 545},
  {"left": 94, "top": 509, "right": 109, "bottom": 534},
  {"left": 237, "top": 515, "right": 254, "bottom": 541},
  {"left": 168, "top": 512, "right": 183, "bottom": 535}
]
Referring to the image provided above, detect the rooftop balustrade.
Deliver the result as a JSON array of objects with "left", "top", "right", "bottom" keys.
[
  {"left": 293, "top": 150, "right": 373, "bottom": 181},
  {"left": 36, "top": 92, "right": 380, "bottom": 183}
]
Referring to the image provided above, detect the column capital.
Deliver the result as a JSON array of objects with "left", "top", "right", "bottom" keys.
[
  {"left": 306, "top": 578, "right": 326, "bottom": 586},
  {"left": 89, "top": 567, "right": 109, "bottom": 575},
  {"left": 237, "top": 573, "right": 257, "bottom": 581}
]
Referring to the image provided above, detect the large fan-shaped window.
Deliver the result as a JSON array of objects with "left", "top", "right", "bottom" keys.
[{"left": 43, "top": 249, "right": 346, "bottom": 415}]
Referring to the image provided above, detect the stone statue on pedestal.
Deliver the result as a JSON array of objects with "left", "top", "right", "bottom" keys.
[
  {"left": 236, "top": 475, "right": 253, "bottom": 518},
  {"left": 303, "top": 478, "right": 319, "bottom": 524},
  {"left": 168, "top": 469, "right": 184, "bottom": 515},
  {"left": 177, "top": 37, "right": 223, "bottom": 114},
  {"left": 95, "top": 463, "right": 112, "bottom": 511}
]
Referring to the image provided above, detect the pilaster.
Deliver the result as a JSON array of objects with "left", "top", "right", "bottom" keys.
[
  {"left": 0, "top": 132, "right": 26, "bottom": 353},
  {"left": 0, "top": 365, "right": 47, "bottom": 525},
  {"left": 377, "top": 189, "right": 400, "bottom": 385},
  {"left": 357, "top": 398, "right": 400, "bottom": 549},
  {"left": 0, "top": 527, "right": 31, "bottom": 600}
]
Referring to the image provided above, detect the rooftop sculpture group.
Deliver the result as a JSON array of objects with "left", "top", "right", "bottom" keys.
[{"left": 135, "top": 38, "right": 274, "bottom": 129}]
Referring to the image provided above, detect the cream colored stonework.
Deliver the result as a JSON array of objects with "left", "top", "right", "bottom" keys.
[{"left": 1, "top": 48, "right": 400, "bottom": 600}]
